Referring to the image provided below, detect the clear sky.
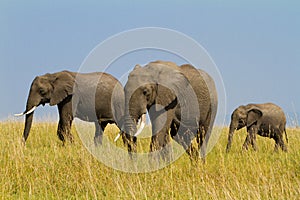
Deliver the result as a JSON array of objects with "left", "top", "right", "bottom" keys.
[{"left": 1, "top": 0, "right": 300, "bottom": 125}]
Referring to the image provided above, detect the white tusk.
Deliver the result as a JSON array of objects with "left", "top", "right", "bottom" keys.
[
  {"left": 14, "top": 112, "right": 25, "bottom": 117},
  {"left": 114, "top": 132, "right": 121, "bottom": 142},
  {"left": 24, "top": 106, "right": 37, "bottom": 115},
  {"left": 114, "top": 114, "right": 147, "bottom": 141},
  {"left": 134, "top": 114, "right": 146, "bottom": 137},
  {"left": 15, "top": 106, "right": 37, "bottom": 117}
]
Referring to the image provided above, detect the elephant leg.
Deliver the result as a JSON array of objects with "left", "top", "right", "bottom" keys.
[
  {"left": 199, "top": 125, "right": 208, "bottom": 162},
  {"left": 149, "top": 134, "right": 161, "bottom": 165},
  {"left": 187, "top": 132, "right": 200, "bottom": 164},
  {"left": 171, "top": 122, "right": 200, "bottom": 163},
  {"left": 94, "top": 121, "right": 109, "bottom": 146},
  {"left": 57, "top": 100, "right": 74, "bottom": 145},
  {"left": 149, "top": 127, "right": 172, "bottom": 163},
  {"left": 57, "top": 117, "right": 73, "bottom": 145},
  {"left": 242, "top": 134, "right": 251, "bottom": 150},
  {"left": 274, "top": 140, "right": 280, "bottom": 152},
  {"left": 159, "top": 129, "right": 172, "bottom": 162},
  {"left": 280, "top": 140, "right": 288, "bottom": 152},
  {"left": 183, "top": 128, "right": 201, "bottom": 164},
  {"left": 170, "top": 122, "right": 178, "bottom": 139},
  {"left": 170, "top": 122, "right": 188, "bottom": 149},
  {"left": 197, "top": 126, "right": 203, "bottom": 152},
  {"left": 94, "top": 122, "right": 103, "bottom": 146},
  {"left": 274, "top": 130, "right": 287, "bottom": 152},
  {"left": 250, "top": 131, "right": 257, "bottom": 151},
  {"left": 279, "top": 133, "right": 287, "bottom": 152},
  {"left": 243, "top": 126, "right": 258, "bottom": 151}
]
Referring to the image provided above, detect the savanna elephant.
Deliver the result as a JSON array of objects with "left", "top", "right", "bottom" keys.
[
  {"left": 123, "top": 61, "right": 218, "bottom": 163},
  {"left": 15, "top": 70, "right": 145, "bottom": 146},
  {"left": 226, "top": 103, "right": 288, "bottom": 152}
]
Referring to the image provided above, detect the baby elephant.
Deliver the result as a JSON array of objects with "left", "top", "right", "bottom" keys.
[{"left": 226, "top": 103, "right": 288, "bottom": 152}]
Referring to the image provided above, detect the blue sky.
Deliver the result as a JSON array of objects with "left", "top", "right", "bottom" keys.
[{"left": 1, "top": 1, "right": 300, "bottom": 125}]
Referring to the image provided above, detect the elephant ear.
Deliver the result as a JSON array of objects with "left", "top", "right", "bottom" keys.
[
  {"left": 151, "top": 63, "right": 182, "bottom": 109},
  {"left": 155, "top": 83, "right": 178, "bottom": 110},
  {"left": 247, "top": 109, "right": 263, "bottom": 127},
  {"left": 50, "top": 71, "right": 75, "bottom": 106}
]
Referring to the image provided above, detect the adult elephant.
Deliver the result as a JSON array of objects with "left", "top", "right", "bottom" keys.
[
  {"left": 123, "top": 61, "right": 218, "bottom": 162},
  {"left": 226, "top": 103, "right": 288, "bottom": 152},
  {"left": 15, "top": 70, "right": 145, "bottom": 147}
]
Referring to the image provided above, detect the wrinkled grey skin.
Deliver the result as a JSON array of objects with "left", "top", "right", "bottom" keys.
[
  {"left": 226, "top": 103, "right": 288, "bottom": 152},
  {"left": 20, "top": 70, "right": 124, "bottom": 146},
  {"left": 123, "top": 61, "right": 218, "bottom": 162}
]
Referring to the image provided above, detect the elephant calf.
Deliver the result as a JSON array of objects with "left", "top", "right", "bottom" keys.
[
  {"left": 226, "top": 103, "right": 288, "bottom": 152},
  {"left": 16, "top": 70, "right": 127, "bottom": 146}
]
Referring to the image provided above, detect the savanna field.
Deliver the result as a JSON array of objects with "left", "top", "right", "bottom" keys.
[{"left": 1, "top": 121, "right": 299, "bottom": 199}]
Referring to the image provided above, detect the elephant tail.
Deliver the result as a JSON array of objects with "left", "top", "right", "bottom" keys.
[{"left": 284, "top": 128, "right": 288, "bottom": 144}]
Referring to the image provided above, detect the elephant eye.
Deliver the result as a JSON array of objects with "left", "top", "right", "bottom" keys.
[
  {"left": 143, "top": 89, "right": 148, "bottom": 96},
  {"left": 39, "top": 88, "right": 46, "bottom": 95},
  {"left": 143, "top": 88, "right": 152, "bottom": 101}
]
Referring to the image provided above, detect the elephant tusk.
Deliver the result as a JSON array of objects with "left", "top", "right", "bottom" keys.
[
  {"left": 24, "top": 106, "right": 37, "bottom": 115},
  {"left": 14, "top": 112, "right": 25, "bottom": 117},
  {"left": 134, "top": 114, "right": 146, "bottom": 137},
  {"left": 114, "top": 114, "right": 147, "bottom": 141},
  {"left": 14, "top": 106, "right": 37, "bottom": 117},
  {"left": 114, "top": 132, "right": 121, "bottom": 142}
]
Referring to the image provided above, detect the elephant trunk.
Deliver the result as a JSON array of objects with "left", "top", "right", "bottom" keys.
[
  {"left": 23, "top": 112, "right": 34, "bottom": 143},
  {"left": 123, "top": 113, "right": 138, "bottom": 155},
  {"left": 124, "top": 113, "right": 137, "bottom": 137},
  {"left": 21, "top": 94, "right": 40, "bottom": 143},
  {"left": 124, "top": 93, "right": 138, "bottom": 135},
  {"left": 226, "top": 122, "right": 237, "bottom": 153}
]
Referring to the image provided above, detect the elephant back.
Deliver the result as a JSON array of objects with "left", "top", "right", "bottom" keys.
[{"left": 247, "top": 103, "right": 286, "bottom": 125}]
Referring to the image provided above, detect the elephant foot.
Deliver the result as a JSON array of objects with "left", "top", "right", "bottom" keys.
[
  {"left": 274, "top": 143, "right": 287, "bottom": 152},
  {"left": 57, "top": 132, "right": 65, "bottom": 143},
  {"left": 61, "top": 139, "right": 67, "bottom": 147},
  {"left": 57, "top": 134, "right": 67, "bottom": 146},
  {"left": 68, "top": 135, "right": 74, "bottom": 143},
  {"left": 282, "top": 145, "right": 288, "bottom": 152},
  {"left": 279, "top": 141, "right": 288, "bottom": 152},
  {"left": 226, "top": 145, "right": 231, "bottom": 153},
  {"left": 60, "top": 134, "right": 74, "bottom": 146},
  {"left": 21, "top": 137, "right": 26, "bottom": 147},
  {"left": 251, "top": 144, "right": 258, "bottom": 151}
]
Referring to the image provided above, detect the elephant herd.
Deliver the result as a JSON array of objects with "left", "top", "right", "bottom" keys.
[{"left": 16, "top": 60, "right": 288, "bottom": 163}]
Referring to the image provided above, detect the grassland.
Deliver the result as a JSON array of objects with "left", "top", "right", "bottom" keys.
[{"left": 0, "top": 121, "right": 299, "bottom": 199}]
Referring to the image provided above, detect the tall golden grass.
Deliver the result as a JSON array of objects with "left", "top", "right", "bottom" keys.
[{"left": 0, "top": 121, "right": 299, "bottom": 199}]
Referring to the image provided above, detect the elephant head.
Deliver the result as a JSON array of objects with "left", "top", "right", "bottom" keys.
[
  {"left": 123, "top": 61, "right": 199, "bottom": 153},
  {"left": 15, "top": 71, "right": 75, "bottom": 143},
  {"left": 226, "top": 105, "right": 262, "bottom": 152}
]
